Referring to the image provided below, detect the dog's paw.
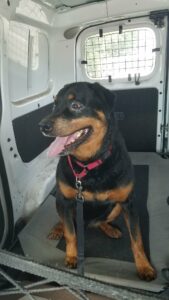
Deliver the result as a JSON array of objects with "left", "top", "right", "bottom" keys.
[
  {"left": 99, "top": 223, "right": 122, "bottom": 239},
  {"left": 47, "top": 222, "right": 63, "bottom": 240},
  {"left": 138, "top": 266, "right": 157, "bottom": 281},
  {"left": 65, "top": 256, "right": 77, "bottom": 269},
  {"left": 108, "top": 227, "right": 122, "bottom": 239}
]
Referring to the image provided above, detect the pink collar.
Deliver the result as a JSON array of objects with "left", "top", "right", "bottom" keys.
[{"left": 67, "top": 148, "right": 112, "bottom": 179}]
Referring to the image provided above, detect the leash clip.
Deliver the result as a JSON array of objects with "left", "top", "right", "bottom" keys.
[{"left": 75, "top": 177, "right": 84, "bottom": 202}]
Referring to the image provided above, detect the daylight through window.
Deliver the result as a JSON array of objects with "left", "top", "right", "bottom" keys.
[{"left": 85, "top": 27, "right": 156, "bottom": 80}]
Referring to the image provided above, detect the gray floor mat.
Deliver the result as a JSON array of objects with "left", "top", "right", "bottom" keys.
[{"left": 19, "top": 153, "right": 169, "bottom": 293}]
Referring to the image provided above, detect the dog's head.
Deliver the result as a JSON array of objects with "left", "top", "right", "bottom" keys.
[{"left": 39, "top": 82, "right": 116, "bottom": 161}]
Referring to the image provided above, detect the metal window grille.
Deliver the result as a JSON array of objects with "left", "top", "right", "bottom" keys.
[{"left": 85, "top": 27, "right": 156, "bottom": 80}]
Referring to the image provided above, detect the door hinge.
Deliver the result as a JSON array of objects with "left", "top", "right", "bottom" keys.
[
  {"left": 160, "top": 124, "right": 168, "bottom": 137},
  {"left": 150, "top": 9, "right": 169, "bottom": 28}
]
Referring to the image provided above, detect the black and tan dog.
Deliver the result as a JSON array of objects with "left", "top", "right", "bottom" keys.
[{"left": 39, "top": 82, "right": 156, "bottom": 281}]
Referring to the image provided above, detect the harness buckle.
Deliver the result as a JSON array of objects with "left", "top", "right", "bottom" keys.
[{"left": 75, "top": 177, "right": 84, "bottom": 202}]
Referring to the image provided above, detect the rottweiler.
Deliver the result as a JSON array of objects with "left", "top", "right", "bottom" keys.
[{"left": 39, "top": 82, "right": 156, "bottom": 281}]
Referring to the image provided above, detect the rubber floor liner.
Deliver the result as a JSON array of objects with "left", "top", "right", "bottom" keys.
[{"left": 19, "top": 153, "right": 169, "bottom": 293}]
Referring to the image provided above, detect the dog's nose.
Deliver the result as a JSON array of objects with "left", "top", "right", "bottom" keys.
[{"left": 39, "top": 120, "right": 53, "bottom": 133}]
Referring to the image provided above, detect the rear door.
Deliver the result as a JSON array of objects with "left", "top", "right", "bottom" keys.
[
  {"left": 76, "top": 12, "right": 168, "bottom": 154},
  {"left": 0, "top": 12, "right": 55, "bottom": 237}
]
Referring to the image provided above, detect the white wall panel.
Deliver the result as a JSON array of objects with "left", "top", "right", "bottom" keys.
[
  {"left": 8, "top": 21, "right": 50, "bottom": 103},
  {"left": 8, "top": 22, "right": 29, "bottom": 102},
  {"left": 107, "top": 0, "right": 169, "bottom": 18},
  {"left": 51, "top": 37, "right": 75, "bottom": 92},
  {"left": 28, "top": 32, "right": 49, "bottom": 96}
]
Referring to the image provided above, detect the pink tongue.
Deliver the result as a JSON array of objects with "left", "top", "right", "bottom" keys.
[{"left": 47, "top": 133, "right": 78, "bottom": 157}]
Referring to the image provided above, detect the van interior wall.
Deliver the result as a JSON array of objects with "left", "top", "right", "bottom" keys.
[
  {"left": 0, "top": 0, "right": 169, "bottom": 235},
  {"left": 51, "top": 31, "right": 76, "bottom": 92},
  {"left": 0, "top": 1, "right": 169, "bottom": 297},
  {"left": 0, "top": 1, "right": 79, "bottom": 226},
  {"left": 0, "top": 2, "right": 56, "bottom": 225}
]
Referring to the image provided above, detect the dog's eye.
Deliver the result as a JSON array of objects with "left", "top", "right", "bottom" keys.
[{"left": 70, "top": 101, "right": 84, "bottom": 112}]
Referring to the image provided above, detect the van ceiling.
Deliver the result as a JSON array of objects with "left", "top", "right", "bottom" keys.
[{"left": 37, "top": 0, "right": 103, "bottom": 9}]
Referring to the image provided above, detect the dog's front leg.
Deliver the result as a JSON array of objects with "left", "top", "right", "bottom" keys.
[
  {"left": 122, "top": 195, "right": 156, "bottom": 281},
  {"left": 63, "top": 209, "right": 77, "bottom": 268},
  {"left": 55, "top": 192, "right": 77, "bottom": 269}
]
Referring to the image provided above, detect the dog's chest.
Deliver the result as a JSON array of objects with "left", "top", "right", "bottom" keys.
[{"left": 58, "top": 180, "right": 133, "bottom": 203}]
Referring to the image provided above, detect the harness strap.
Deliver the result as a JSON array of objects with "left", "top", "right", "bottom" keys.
[
  {"left": 67, "top": 148, "right": 112, "bottom": 276},
  {"left": 76, "top": 198, "right": 85, "bottom": 276}
]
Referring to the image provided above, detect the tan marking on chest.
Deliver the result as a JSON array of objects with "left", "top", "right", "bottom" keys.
[
  {"left": 107, "top": 182, "right": 133, "bottom": 202},
  {"left": 59, "top": 181, "right": 133, "bottom": 203}
]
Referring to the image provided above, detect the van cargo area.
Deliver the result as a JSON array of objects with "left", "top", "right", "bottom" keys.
[{"left": 0, "top": 1, "right": 169, "bottom": 299}]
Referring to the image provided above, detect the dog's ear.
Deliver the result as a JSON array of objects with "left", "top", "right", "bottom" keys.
[{"left": 92, "top": 83, "right": 116, "bottom": 111}]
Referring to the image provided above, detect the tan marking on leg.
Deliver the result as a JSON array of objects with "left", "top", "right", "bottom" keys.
[
  {"left": 106, "top": 203, "right": 122, "bottom": 222},
  {"left": 47, "top": 221, "right": 64, "bottom": 240},
  {"left": 99, "top": 223, "right": 122, "bottom": 239},
  {"left": 64, "top": 224, "right": 77, "bottom": 269},
  {"left": 98, "top": 204, "right": 122, "bottom": 238},
  {"left": 123, "top": 211, "right": 156, "bottom": 281}
]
